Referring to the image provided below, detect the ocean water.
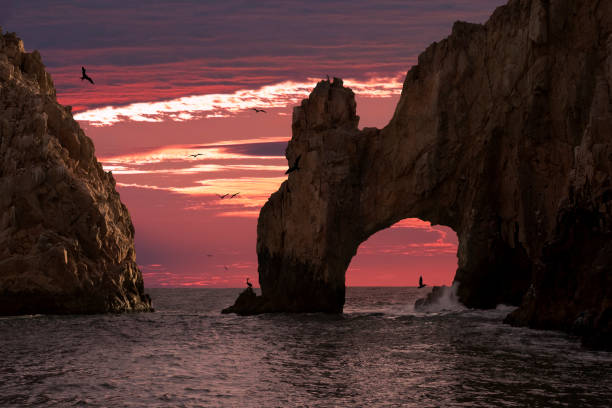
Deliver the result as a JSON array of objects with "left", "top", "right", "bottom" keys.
[{"left": 1, "top": 287, "right": 611, "bottom": 407}]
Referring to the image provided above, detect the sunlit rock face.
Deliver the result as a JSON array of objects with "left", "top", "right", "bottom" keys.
[
  {"left": 223, "top": 0, "right": 612, "bottom": 347},
  {"left": 0, "top": 30, "right": 152, "bottom": 314}
]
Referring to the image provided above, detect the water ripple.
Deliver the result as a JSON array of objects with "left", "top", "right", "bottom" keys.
[{"left": 0, "top": 287, "right": 610, "bottom": 407}]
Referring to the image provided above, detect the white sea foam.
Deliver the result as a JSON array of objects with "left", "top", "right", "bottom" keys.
[{"left": 415, "top": 282, "right": 466, "bottom": 313}]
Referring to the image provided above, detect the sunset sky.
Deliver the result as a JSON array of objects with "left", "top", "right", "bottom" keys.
[{"left": 2, "top": 0, "right": 504, "bottom": 287}]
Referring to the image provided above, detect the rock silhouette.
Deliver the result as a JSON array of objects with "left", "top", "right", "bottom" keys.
[
  {"left": 0, "top": 30, "right": 152, "bottom": 314},
  {"left": 224, "top": 0, "right": 612, "bottom": 348}
]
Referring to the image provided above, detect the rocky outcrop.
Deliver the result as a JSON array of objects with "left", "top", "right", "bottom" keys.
[
  {"left": 221, "top": 287, "right": 259, "bottom": 315},
  {"left": 0, "top": 30, "right": 152, "bottom": 314},
  {"left": 224, "top": 0, "right": 612, "bottom": 348}
]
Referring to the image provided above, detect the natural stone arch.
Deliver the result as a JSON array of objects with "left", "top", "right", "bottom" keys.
[
  {"left": 248, "top": 76, "right": 531, "bottom": 315},
  {"left": 224, "top": 0, "right": 611, "bottom": 349}
]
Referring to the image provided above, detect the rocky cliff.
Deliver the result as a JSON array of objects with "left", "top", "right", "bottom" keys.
[
  {"left": 223, "top": 0, "right": 612, "bottom": 348},
  {"left": 0, "top": 30, "right": 152, "bottom": 314}
]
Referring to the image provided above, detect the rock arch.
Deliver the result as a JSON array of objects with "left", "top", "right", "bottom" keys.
[
  {"left": 224, "top": 0, "right": 611, "bottom": 348},
  {"left": 251, "top": 75, "right": 532, "bottom": 314}
]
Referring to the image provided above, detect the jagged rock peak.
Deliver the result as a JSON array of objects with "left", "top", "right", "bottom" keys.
[
  {"left": 0, "top": 29, "right": 152, "bottom": 314},
  {"left": 292, "top": 77, "right": 359, "bottom": 131},
  {"left": 0, "top": 28, "right": 55, "bottom": 96}
]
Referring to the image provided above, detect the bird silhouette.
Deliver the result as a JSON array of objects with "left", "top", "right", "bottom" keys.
[
  {"left": 246, "top": 278, "right": 253, "bottom": 289},
  {"left": 188, "top": 153, "right": 203, "bottom": 158},
  {"left": 285, "top": 154, "right": 301, "bottom": 174},
  {"left": 230, "top": 192, "right": 240, "bottom": 198},
  {"left": 217, "top": 194, "right": 229, "bottom": 199},
  {"left": 80, "top": 67, "right": 94, "bottom": 84},
  {"left": 252, "top": 108, "right": 267, "bottom": 113},
  {"left": 418, "top": 276, "right": 427, "bottom": 289},
  {"left": 224, "top": 265, "right": 229, "bottom": 271}
]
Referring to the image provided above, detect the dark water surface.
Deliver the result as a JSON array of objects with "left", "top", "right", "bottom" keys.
[{"left": 1, "top": 287, "right": 610, "bottom": 407}]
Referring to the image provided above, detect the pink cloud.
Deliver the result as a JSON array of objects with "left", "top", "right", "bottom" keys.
[
  {"left": 73, "top": 75, "right": 404, "bottom": 126},
  {"left": 356, "top": 218, "right": 458, "bottom": 257}
]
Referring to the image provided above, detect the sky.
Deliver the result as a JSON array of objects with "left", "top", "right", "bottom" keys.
[{"left": 1, "top": 0, "right": 505, "bottom": 288}]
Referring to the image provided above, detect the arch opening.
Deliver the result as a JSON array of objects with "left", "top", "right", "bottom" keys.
[
  {"left": 342, "top": 218, "right": 458, "bottom": 314},
  {"left": 346, "top": 218, "right": 458, "bottom": 288}
]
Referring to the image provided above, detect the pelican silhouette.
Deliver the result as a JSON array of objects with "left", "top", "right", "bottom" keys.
[
  {"left": 285, "top": 154, "right": 301, "bottom": 174},
  {"left": 230, "top": 192, "right": 240, "bottom": 198},
  {"left": 252, "top": 108, "right": 267, "bottom": 113},
  {"left": 80, "top": 67, "right": 94, "bottom": 84},
  {"left": 217, "top": 194, "right": 229, "bottom": 199},
  {"left": 188, "top": 153, "right": 203, "bottom": 158}
]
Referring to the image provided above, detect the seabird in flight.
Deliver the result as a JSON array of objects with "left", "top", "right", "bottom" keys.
[
  {"left": 252, "top": 108, "right": 267, "bottom": 113},
  {"left": 230, "top": 192, "right": 240, "bottom": 198},
  {"left": 217, "top": 194, "right": 229, "bottom": 199},
  {"left": 188, "top": 153, "right": 204, "bottom": 158},
  {"left": 285, "top": 154, "right": 301, "bottom": 174},
  {"left": 80, "top": 67, "right": 94, "bottom": 84}
]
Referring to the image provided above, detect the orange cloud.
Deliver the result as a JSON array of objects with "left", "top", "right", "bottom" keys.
[{"left": 102, "top": 137, "right": 288, "bottom": 217}]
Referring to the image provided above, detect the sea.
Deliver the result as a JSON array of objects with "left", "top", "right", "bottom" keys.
[{"left": 1, "top": 287, "right": 611, "bottom": 407}]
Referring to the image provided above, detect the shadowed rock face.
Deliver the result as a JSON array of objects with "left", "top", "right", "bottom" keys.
[
  {"left": 223, "top": 0, "right": 612, "bottom": 347},
  {"left": 0, "top": 30, "right": 152, "bottom": 314}
]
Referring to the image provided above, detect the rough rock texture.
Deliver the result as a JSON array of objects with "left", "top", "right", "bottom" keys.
[
  {"left": 0, "top": 30, "right": 152, "bottom": 314},
  {"left": 224, "top": 0, "right": 612, "bottom": 347}
]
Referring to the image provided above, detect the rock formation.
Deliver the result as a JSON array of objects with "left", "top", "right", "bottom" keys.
[
  {"left": 0, "top": 30, "right": 152, "bottom": 314},
  {"left": 224, "top": 0, "right": 612, "bottom": 348}
]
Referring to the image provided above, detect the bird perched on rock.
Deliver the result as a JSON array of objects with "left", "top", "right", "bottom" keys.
[
  {"left": 80, "top": 67, "right": 94, "bottom": 84},
  {"left": 285, "top": 155, "right": 301, "bottom": 174}
]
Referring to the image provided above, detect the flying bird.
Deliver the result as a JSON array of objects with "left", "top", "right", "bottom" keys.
[
  {"left": 80, "top": 66, "right": 94, "bottom": 84},
  {"left": 285, "top": 154, "right": 301, "bottom": 174},
  {"left": 252, "top": 108, "right": 267, "bottom": 113},
  {"left": 230, "top": 192, "right": 240, "bottom": 198},
  {"left": 224, "top": 265, "right": 229, "bottom": 271},
  {"left": 188, "top": 153, "right": 203, "bottom": 158},
  {"left": 217, "top": 194, "right": 229, "bottom": 199}
]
